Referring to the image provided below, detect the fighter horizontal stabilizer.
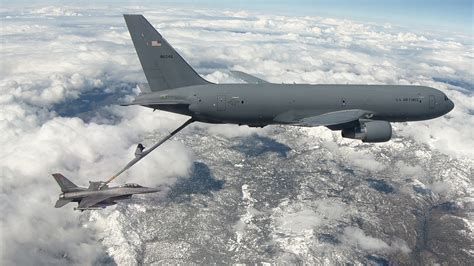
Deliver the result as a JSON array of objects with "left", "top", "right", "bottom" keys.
[
  {"left": 230, "top": 70, "right": 269, "bottom": 84},
  {"left": 55, "top": 198, "right": 73, "bottom": 208}
]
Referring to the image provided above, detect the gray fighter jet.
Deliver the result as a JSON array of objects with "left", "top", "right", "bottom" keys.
[
  {"left": 101, "top": 14, "right": 456, "bottom": 185},
  {"left": 52, "top": 173, "right": 159, "bottom": 211}
]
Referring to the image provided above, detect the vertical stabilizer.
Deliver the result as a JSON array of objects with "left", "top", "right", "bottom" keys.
[
  {"left": 124, "top": 14, "right": 209, "bottom": 91},
  {"left": 52, "top": 173, "right": 79, "bottom": 192}
]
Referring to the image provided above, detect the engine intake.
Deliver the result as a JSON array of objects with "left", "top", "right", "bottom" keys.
[{"left": 341, "top": 120, "right": 392, "bottom": 142}]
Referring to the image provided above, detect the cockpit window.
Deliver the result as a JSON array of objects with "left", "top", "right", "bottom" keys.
[
  {"left": 444, "top": 96, "right": 448, "bottom": 101},
  {"left": 123, "top": 183, "right": 142, "bottom": 188}
]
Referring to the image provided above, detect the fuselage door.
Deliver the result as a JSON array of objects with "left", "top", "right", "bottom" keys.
[
  {"left": 217, "top": 95, "right": 226, "bottom": 111},
  {"left": 429, "top": 95, "right": 435, "bottom": 109}
]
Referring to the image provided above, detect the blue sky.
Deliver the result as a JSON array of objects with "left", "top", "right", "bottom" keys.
[
  {"left": 3, "top": 0, "right": 472, "bottom": 33},
  {"left": 168, "top": 0, "right": 473, "bottom": 33}
]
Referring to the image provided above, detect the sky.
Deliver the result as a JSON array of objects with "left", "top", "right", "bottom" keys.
[
  {"left": 4, "top": 0, "right": 471, "bottom": 33},
  {"left": 172, "top": 0, "right": 474, "bottom": 33},
  {"left": 0, "top": 1, "right": 473, "bottom": 264}
]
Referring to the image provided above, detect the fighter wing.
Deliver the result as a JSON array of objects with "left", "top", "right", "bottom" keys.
[
  {"left": 230, "top": 70, "right": 269, "bottom": 84},
  {"left": 77, "top": 194, "right": 112, "bottom": 209},
  {"left": 276, "top": 109, "right": 373, "bottom": 127}
]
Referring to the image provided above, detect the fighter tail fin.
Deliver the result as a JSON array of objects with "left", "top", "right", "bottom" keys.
[
  {"left": 52, "top": 173, "right": 79, "bottom": 192},
  {"left": 123, "top": 14, "right": 210, "bottom": 91}
]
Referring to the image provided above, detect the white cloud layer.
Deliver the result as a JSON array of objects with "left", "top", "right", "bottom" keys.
[
  {"left": 342, "top": 227, "right": 411, "bottom": 254},
  {"left": 0, "top": 3, "right": 472, "bottom": 264}
]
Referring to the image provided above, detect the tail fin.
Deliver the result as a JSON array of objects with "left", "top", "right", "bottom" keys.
[
  {"left": 52, "top": 173, "right": 79, "bottom": 192},
  {"left": 123, "top": 14, "right": 210, "bottom": 91}
]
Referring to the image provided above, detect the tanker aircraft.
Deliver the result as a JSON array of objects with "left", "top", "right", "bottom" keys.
[{"left": 100, "top": 15, "right": 455, "bottom": 186}]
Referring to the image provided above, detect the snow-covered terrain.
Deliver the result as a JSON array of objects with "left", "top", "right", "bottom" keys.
[
  {"left": 88, "top": 124, "right": 473, "bottom": 265},
  {"left": 1, "top": 4, "right": 472, "bottom": 265}
]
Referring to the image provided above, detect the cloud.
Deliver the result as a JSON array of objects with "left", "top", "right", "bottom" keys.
[
  {"left": 321, "top": 140, "right": 386, "bottom": 172},
  {"left": 342, "top": 227, "right": 411, "bottom": 254},
  {"left": 395, "top": 161, "right": 425, "bottom": 178},
  {"left": 342, "top": 227, "right": 391, "bottom": 251},
  {"left": 271, "top": 199, "right": 347, "bottom": 258},
  {"left": 0, "top": 5, "right": 195, "bottom": 264},
  {"left": 277, "top": 208, "right": 322, "bottom": 234},
  {"left": 0, "top": 109, "right": 195, "bottom": 264},
  {"left": 429, "top": 181, "right": 453, "bottom": 195},
  {"left": 273, "top": 199, "right": 346, "bottom": 236},
  {"left": 127, "top": 141, "right": 195, "bottom": 186},
  {"left": 29, "top": 6, "right": 83, "bottom": 17}
]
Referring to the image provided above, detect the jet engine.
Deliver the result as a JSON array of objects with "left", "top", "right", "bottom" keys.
[{"left": 341, "top": 120, "right": 392, "bottom": 142}]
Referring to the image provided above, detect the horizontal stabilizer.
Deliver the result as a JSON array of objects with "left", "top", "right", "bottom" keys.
[
  {"left": 55, "top": 198, "right": 73, "bottom": 208},
  {"left": 230, "top": 70, "right": 269, "bottom": 84},
  {"left": 137, "top": 83, "right": 152, "bottom": 94},
  {"left": 120, "top": 98, "right": 190, "bottom": 106}
]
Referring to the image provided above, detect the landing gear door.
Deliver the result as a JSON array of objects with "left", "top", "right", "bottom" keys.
[
  {"left": 217, "top": 95, "right": 226, "bottom": 111},
  {"left": 429, "top": 95, "right": 435, "bottom": 109}
]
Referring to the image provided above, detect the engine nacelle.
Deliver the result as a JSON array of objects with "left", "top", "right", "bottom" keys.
[{"left": 341, "top": 121, "right": 392, "bottom": 142}]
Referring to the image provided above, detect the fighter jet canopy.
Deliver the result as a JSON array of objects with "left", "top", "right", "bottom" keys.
[{"left": 122, "top": 183, "right": 143, "bottom": 188}]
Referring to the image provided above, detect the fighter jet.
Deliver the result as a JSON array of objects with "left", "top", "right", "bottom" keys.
[
  {"left": 52, "top": 173, "right": 159, "bottom": 211},
  {"left": 100, "top": 14, "right": 456, "bottom": 185}
]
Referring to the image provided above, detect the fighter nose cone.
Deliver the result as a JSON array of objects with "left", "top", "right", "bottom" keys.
[{"left": 145, "top": 187, "right": 160, "bottom": 193}]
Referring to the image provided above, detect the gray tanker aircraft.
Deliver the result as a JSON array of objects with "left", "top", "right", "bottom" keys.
[
  {"left": 100, "top": 14, "right": 455, "bottom": 186},
  {"left": 53, "top": 173, "right": 159, "bottom": 211},
  {"left": 123, "top": 14, "right": 454, "bottom": 138}
]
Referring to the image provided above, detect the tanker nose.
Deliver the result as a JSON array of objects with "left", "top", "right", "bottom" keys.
[
  {"left": 447, "top": 99, "right": 454, "bottom": 112},
  {"left": 443, "top": 95, "right": 455, "bottom": 114}
]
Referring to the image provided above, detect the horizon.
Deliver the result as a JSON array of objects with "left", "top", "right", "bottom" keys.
[{"left": 2, "top": 0, "right": 473, "bottom": 34}]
